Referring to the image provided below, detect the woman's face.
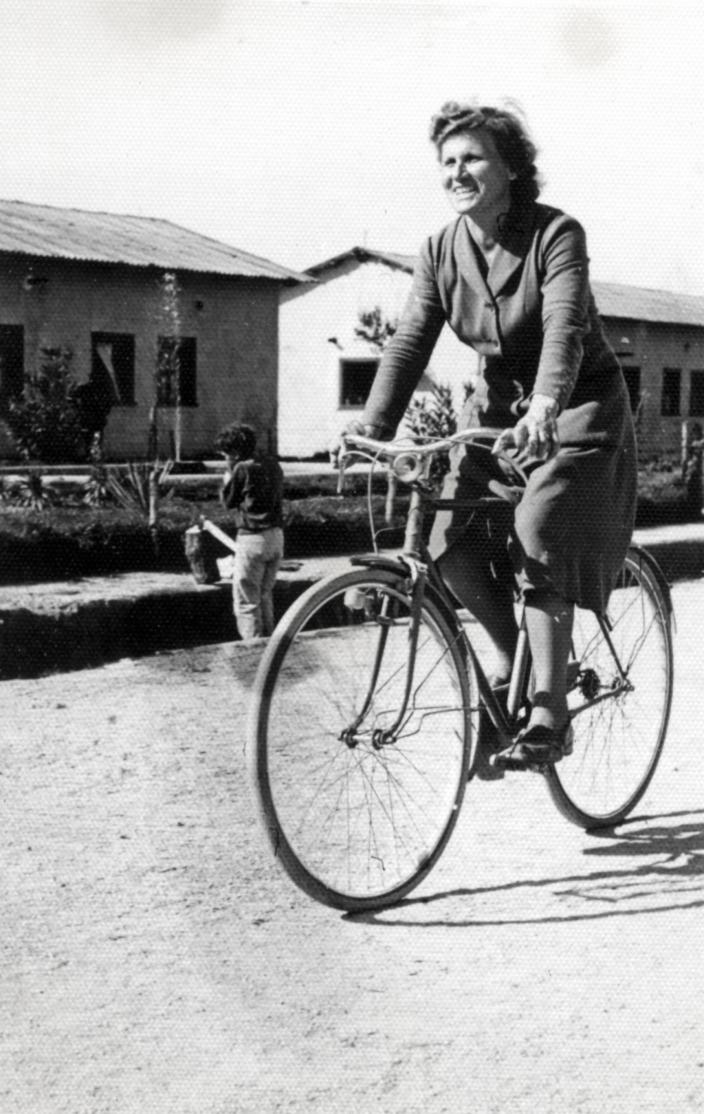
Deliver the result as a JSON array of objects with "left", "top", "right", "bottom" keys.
[{"left": 439, "top": 128, "right": 514, "bottom": 220}]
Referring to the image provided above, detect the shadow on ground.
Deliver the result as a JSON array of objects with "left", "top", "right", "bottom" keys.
[{"left": 345, "top": 809, "right": 704, "bottom": 928}]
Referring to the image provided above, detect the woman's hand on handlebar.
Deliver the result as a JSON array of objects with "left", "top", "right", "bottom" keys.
[
  {"left": 492, "top": 394, "right": 560, "bottom": 462},
  {"left": 329, "top": 420, "right": 376, "bottom": 468}
]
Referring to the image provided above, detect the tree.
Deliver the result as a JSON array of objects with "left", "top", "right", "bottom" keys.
[
  {"left": 354, "top": 306, "right": 398, "bottom": 350},
  {"left": 152, "top": 271, "right": 184, "bottom": 461},
  {"left": 4, "top": 346, "right": 86, "bottom": 462},
  {"left": 404, "top": 382, "right": 474, "bottom": 485},
  {"left": 405, "top": 383, "right": 458, "bottom": 442}
]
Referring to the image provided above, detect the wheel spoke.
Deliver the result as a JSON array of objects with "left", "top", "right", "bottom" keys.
[{"left": 547, "top": 551, "right": 673, "bottom": 827}]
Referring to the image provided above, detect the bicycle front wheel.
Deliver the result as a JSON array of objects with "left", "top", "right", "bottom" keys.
[
  {"left": 247, "top": 567, "right": 472, "bottom": 911},
  {"left": 546, "top": 548, "right": 673, "bottom": 828}
]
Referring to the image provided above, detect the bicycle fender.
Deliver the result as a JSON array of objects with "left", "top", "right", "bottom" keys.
[
  {"left": 350, "top": 553, "right": 468, "bottom": 663},
  {"left": 350, "top": 553, "right": 411, "bottom": 576},
  {"left": 627, "top": 543, "right": 674, "bottom": 621}
]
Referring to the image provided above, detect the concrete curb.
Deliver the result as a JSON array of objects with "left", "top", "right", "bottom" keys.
[
  {"left": 0, "top": 580, "right": 233, "bottom": 680},
  {"left": 0, "top": 559, "right": 351, "bottom": 680},
  {"left": 0, "top": 529, "right": 702, "bottom": 680}
]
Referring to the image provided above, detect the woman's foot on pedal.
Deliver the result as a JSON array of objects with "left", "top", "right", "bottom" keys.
[{"left": 491, "top": 721, "right": 573, "bottom": 772}]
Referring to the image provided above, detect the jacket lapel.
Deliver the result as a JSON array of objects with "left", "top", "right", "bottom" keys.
[
  {"left": 453, "top": 218, "right": 488, "bottom": 293},
  {"left": 488, "top": 209, "right": 535, "bottom": 294}
]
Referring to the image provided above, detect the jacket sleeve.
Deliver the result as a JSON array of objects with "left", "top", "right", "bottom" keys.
[
  {"left": 533, "top": 215, "right": 591, "bottom": 411},
  {"left": 362, "top": 239, "right": 446, "bottom": 437}
]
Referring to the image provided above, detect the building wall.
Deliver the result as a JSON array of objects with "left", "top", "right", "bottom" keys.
[
  {"left": 0, "top": 253, "right": 281, "bottom": 459},
  {"left": 279, "top": 257, "right": 477, "bottom": 457},
  {"left": 602, "top": 316, "right": 704, "bottom": 459},
  {"left": 279, "top": 257, "right": 704, "bottom": 460}
]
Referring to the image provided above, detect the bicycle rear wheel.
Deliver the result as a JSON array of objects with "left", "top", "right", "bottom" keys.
[
  {"left": 546, "top": 548, "right": 673, "bottom": 828},
  {"left": 247, "top": 566, "right": 472, "bottom": 911}
]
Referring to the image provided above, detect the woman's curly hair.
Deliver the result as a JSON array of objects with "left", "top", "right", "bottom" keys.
[{"left": 429, "top": 100, "right": 541, "bottom": 208}]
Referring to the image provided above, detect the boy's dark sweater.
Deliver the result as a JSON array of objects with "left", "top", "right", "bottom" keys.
[{"left": 220, "top": 455, "right": 284, "bottom": 534}]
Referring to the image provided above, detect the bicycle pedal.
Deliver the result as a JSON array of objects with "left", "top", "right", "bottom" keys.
[
  {"left": 490, "top": 748, "right": 529, "bottom": 773},
  {"left": 527, "top": 745, "right": 572, "bottom": 773}
]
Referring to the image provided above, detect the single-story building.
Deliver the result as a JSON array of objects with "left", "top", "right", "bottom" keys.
[
  {"left": 278, "top": 248, "right": 478, "bottom": 458},
  {"left": 595, "top": 283, "right": 704, "bottom": 459},
  {"left": 279, "top": 246, "right": 704, "bottom": 460},
  {"left": 0, "top": 199, "right": 307, "bottom": 460}
]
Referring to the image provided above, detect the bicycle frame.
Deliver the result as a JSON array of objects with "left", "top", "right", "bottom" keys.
[
  {"left": 339, "top": 429, "right": 663, "bottom": 753},
  {"left": 348, "top": 450, "right": 529, "bottom": 747}
]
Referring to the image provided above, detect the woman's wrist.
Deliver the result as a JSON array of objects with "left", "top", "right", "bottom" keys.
[{"left": 529, "top": 393, "right": 560, "bottom": 420}]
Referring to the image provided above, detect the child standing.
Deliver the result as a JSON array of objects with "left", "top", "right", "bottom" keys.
[{"left": 216, "top": 422, "right": 284, "bottom": 640}]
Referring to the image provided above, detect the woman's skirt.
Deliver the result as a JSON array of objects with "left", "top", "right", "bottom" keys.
[{"left": 428, "top": 388, "right": 637, "bottom": 615}]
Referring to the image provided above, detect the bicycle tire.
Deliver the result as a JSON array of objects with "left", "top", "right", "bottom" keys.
[
  {"left": 247, "top": 566, "right": 472, "bottom": 911},
  {"left": 546, "top": 547, "right": 674, "bottom": 829}
]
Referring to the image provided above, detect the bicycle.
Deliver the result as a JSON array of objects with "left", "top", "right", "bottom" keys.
[{"left": 247, "top": 429, "right": 674, "bottom": 912}]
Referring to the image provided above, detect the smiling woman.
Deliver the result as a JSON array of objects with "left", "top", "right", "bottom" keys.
[
  {"left": 432, "top": 102, "right": 540, "bottom": 226},
  {"left": 336, "top": 98, "right": 638, "bottom": 776},
  {"left": 439, "top": 129, "right": 514, "bottom": 224}
]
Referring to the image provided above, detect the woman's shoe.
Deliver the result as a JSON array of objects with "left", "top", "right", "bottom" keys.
[
  {"left": 491, "top": 721, "right": 573, "bottom": 772},
  {"left": 518, "top": 721, "right": 573, "bottom": 764}
]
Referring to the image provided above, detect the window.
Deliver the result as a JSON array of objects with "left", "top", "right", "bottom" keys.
[
  {"left": 0, "top": 324, "right": 24, "bottom": 411},
  {"left": 621, "top": 366, "right": 641, "bottom": 413},
  {"left": 156, "top": 336, "right": 197, "bottom": 406},
  {"left": 690, "top": 370, "right": 704, "bottom": 417},
  {"left": 661, "top": 368, "right": 681, "bottom": 417},
  {"left": 339, "top": 358, "right": 379, "bottom": 408},
  {"left": 91, "top": 332, "right": 135, "bottom": 405}
]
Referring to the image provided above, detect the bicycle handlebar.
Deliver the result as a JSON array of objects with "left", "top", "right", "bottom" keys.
[
  {"left": 339, "top": 427, "right": 501, "bottom": 461},
  {"left": 337, "top": 428, "right": 528, "bottom": 493}
]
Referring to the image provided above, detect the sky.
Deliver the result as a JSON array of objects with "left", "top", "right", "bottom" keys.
[{"left": 1, "top": 0, "right": 703, "bottom": 294}]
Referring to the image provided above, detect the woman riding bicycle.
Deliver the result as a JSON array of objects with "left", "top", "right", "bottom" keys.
[{"left": 341, "top": 100, "right": 637, "bottom": 777}]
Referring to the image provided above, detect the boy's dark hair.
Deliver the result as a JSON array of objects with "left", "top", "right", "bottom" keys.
[{"left": 215, "top": 422, "right": 257, "bottom": 458}]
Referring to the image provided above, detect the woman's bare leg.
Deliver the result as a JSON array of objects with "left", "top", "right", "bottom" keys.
[{"left": 523, "top": 589, "right": 574, "bottom": 731}]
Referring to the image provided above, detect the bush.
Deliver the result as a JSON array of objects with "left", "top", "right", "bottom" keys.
[
  {"left": 404, "top": 382, "right": 472, "bottom": 485},
  {"left": 0, "top": 484, "right": 407, "bottom": 583},
  {"left": 4, "top": 346, "right": 89, "bottom": 463},
  {"left": 0, "top": 504, "right": 187, "bottom": 583},
  {"left": 635, "top": 456, "right": 693, "bottom": 526},
  {"left": 282, "top": 493, "right": 407, "bottom": 557},
  {"left": 405, "top": 383, "right": 458, "bottom": 442}
]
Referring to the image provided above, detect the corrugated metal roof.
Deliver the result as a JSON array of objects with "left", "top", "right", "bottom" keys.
[
  {"left": 591, "top": 281, "right": 704, "bottom": 327},
  {"left": 306, "top": 247, "right": 704, "bottom": 327},
  {"left": 0, "top": 198, "right": 309, "bottom": 283}
]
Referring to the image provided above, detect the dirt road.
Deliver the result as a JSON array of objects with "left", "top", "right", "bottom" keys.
[{"left": 2, "top": 580, "right": 704, "bottom": 1113}]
